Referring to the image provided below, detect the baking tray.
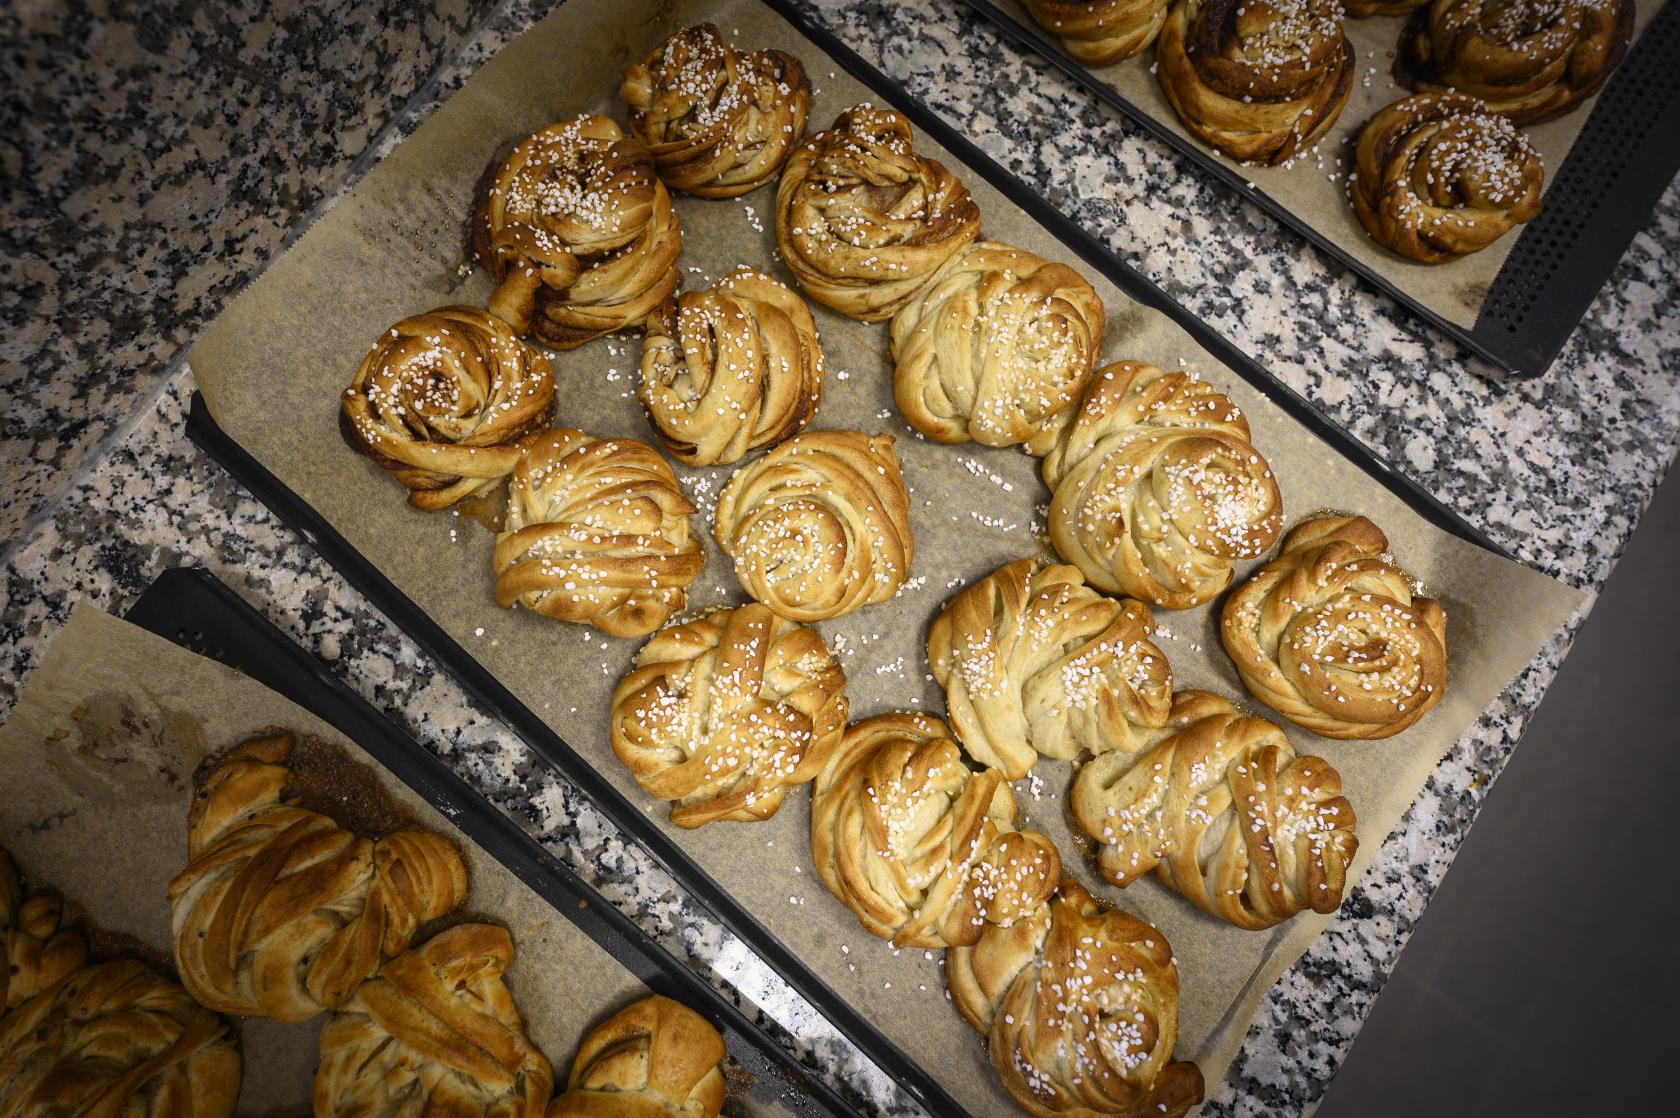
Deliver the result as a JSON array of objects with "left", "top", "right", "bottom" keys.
[
  {"left": 120, "top": 567, "right": 858, "bottom": 1118},
  {"left": 178, "top": 0, "right": 1565, "bottom": 1113},
  {"left": 958, "top": 0, "right": 1680, "bottom": 377}
]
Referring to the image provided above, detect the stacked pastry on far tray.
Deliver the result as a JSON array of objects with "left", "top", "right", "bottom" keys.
[
  {"left": 328, "top": 14, "right": 1470, "bottom": 1117},
  {"left": 1020, "top": 0, "right": 1638, "bottom": 262}
]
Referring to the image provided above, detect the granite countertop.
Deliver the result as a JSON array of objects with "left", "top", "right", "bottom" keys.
[{"left": 2, "top": 1, "right": 1676, "bottom": 1115}]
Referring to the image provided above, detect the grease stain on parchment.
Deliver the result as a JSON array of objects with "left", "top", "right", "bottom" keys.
[{"left": 45, "top": 691, "right": 210, "bottom": 805}]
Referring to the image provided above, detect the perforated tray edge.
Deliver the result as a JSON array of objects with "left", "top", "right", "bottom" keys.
[
  {"left": 957, "top": 0, "right": 1680, "bottom": 377},
  {"left": 124, "top": 568, "right": 862, "bottom": 1118}
]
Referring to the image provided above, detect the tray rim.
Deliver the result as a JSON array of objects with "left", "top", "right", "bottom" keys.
[
  {"left": 123, "top": 567, "right": 862, "bottom": 1118},
  {"left": 955, "top": 0, "right": 1680, "bottom": 378}
]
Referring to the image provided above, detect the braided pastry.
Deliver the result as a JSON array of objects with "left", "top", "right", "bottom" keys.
[
  {"left": 168, "top": 734, "right": 469, "bottom": 1023},
  {"left": 621, "top": 23, "right": 811, "bottom": 198},
  {"left": 546, "top": 995, "right": 725, "bottom": 1118},
  {"left": 1344, "top": 0, "right": 1428, "bottom": 15},
  {"left": 1397, "top": 0, "right": 1635, "bottom": 125},
  {"left": 713, "top": 430, "right": 913, "bottom": 622},
  {"left": 1157, "top": 0, "right": 1356, "bottom": 165},
  {"left": 1221, "top": 515, "right": 1449, "bottom": 739},
  {"left": 928, "top": 560, "right": 1174, "bottom": 780},
  {"left": 1038, "top": 361, "right": 1283, "bottom": 610},
  {"left": 494, "top": 429, "right": 703, "bottom": 638},
  {"left": 810, "top": 713, "right": 1061, "bottom": 948},
  {"left": 775, "top": 106, "right": 981, "bottom": 322},
  {"left": 1026, "top": 0, "right": 1169, "bottom": 62},
  {"left": 1350, "top": 92, "right": 1543, "bottom": 263},
  {"left": 0, "top": 960, "right": 241, "bottom": 1118},
  {"left": 471, "top": 115, "right": 682, "bottom": 349},
  {"left": 1, "top": 848, "right": 85, "bottom": 1012},
  {"left": 947, "top": 880, "right": 1204, "bottom": 1118},
  {"left": 638, "top": 267, "right": 824, "bottom": 467},
  {"left": 340, "top": 305, "right": 556, "bottom": 510},
  {"left": 1072, "top": 691, "right": 1358, "bottom": 929},
  {"left": 315, "top": 923, "right": 553, "bottom": 1118},
  {"left": 611, "top": 603, "right": 848, "bottom": 827},
  {"left": 889, "top": 242, "right": 1105, "bottom": 448}
]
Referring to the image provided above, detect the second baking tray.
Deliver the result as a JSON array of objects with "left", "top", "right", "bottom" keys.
[{"left": 960, "top": 0, "right": 1680, "bottom": 376}]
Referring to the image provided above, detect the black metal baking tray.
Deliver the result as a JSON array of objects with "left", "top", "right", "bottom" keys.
[
  {"left": 958, "top": 0, "right": 1680, "bottom": 377},
  {"left": 184, "top": 2, "right": 1525, "bottom": 1115},
  {"left": 124, "top": 567, "right": 860, "bottom": 1118}
]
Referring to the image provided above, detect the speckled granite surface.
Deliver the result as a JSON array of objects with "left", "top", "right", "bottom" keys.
[{"left": 0, "top": 0, "right": 1676, "bottom": 1115}]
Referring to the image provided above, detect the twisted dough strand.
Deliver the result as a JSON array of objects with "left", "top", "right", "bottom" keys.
[
  {"left": 928, "top": 560, "right": 1174, "bottom": 780},
  {"left": 340, "top": 306, "right": 556, "bottom": 510},
  {"left": 1024, "top": 0, "right": 1171, "bottom": 63},
  {"left": 810, "top": 713, "right": 1060, "bottom": 948},
  {"left": 1157, "top": 0, "right": 1356, "bottom": 165},
  {"left": 947, "top": 880, "right": 1204, "bottom": 1118},
  {"left": 167, "top": 734, "right": 468, "bottom": 1024},
  {"left": 315, "top": 924, "right": 553, "bottom": 1118},
  {"left": 471, "top": 115, "right": 681, "bottom": 348},
  {"left": 611, "top": 603, "right": 848, "bottom": 827},
  {"left": 713, "top": 429, "right": 913, "bottom": 622},
  {"left": 621, "top": 23, "right": 811, "bottom": 197},
  {"left": 638, "top": 267, "right": 824, "bottom": 467},
  {"left": 546, "top": 995, "right": 726, "bottom": 1118},
  {"left": 1, "top": 847, "right": 86, "bottom": 1012},
  {"left": 494, "top": 429, "right": 703, "bottom": 638},
  {"left": 1221, "top": 515, "right": 1449, "bottom": 738},
  {"left": 889, "top": 242, "right": 1105, "bottom": 448},
  {"left": 775, "top": 105, "right": 981, "bottom": 322},
  {"left": 1072, "top": 691, "right": 1358, "bottom": 929}
]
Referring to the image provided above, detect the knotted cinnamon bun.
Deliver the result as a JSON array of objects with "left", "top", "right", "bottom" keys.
[
  {"left": 889, "top": 242, "right": 1105, "bottom": 448},
  {"left": 1024, "top": 0, "right": 1171, "bottom": 63},
  {"left": 340, "top": 305, "right": 556, "bottom": 509},
  {"left": 1221, "top": 514, "right": 1449, "bottom": 738},
  {"left": 638, "top": 267, "right": 824, "bottom": 467},
  {"left": 1157, "top": 0, "right": 1356, "bottom": 165},
  {"left": 928, "top": 560, "right": 1174, "bottom": 780},
  {"left": 621, "top": 23, "right": 811, "bottom": 197},
  {"left": 493, "top": 429, "right": 703, "bottom": 638},
  {"left": 471, "top": 115, "right": 682, "bottom": 348},
  {"left": 1072, "top": 690, "right": 1359, "bottom": 929},
  {"left": 546, "top": 996, "right": 726, "bottom": 1118},
  {"left": 611, "top": 603, "right": 848, "bottom": 827},
  {"left": 775, "top": 106, "right": 981, "bottom": 322}
]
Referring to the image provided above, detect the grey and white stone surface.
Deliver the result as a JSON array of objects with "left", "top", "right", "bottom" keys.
[{"left": 0, "top": 1, "right": 1675, "bottom": 1116}]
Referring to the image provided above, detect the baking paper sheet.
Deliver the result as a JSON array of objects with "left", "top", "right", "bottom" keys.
[
  {"left": 0, "top": 603, "right": 798, "bottom": 1117},
  {"left": 993, "top": 0, "right": 1664, "bottom": 329},
  {"left": 187, "top": 0, "right": 1586, "bottom": 1111}
]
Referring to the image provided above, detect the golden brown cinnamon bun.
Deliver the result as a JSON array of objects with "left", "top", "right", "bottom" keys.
[
  {"left": 928, "top": 560, "right": 1174, "bottom": 780},
  {"left": 713, "top": 430, "right": 914, "bottom": 621},
  {"left": 621, "top": 23, "right": 811, "bottom": 197},
  {"left": 775, "top": 106, "right": 981, "bottom": 322},
  {"left": 947, "top": 880, "right": 1205, "bottom": 1118},
  {"left": 810, "top": 713, "right": 1060, "bottom": 948},
  {"left": 1350, "top": 91, "right": 1543, "bottom": 262},
  {"left": 1396, "top": 0, "right": 1635, "bottom": 125},
  {"left": 1072, "top": 690, "right": 1359, "bottom": 929},
  {"left": 1221, "top": 515, "right": 1449, "bottom": 738},
  {"left": 315, "top": 924, "right": 553, "bottom": 1118},
  {"left": 493, "top": 429, "right": 703, "bottom": 638},
  {"left": 471, "top": 115, "right": 682, "bottom": 348},
  {"left": 167, "top": 734, "right": 469, "bottom": 1023},
  {"left": 638, "top": 267, "right": 824, "bottom": 467},
  {"left": 0, "top": 848, "right": 85, "bottom": 1012},
  {"left": 1157, "top": 0, "right": 1356, "bottom": 165},
  {"left": 546, "top": 996, "right": 725, "bottom": 1118},
  {"left": 340, "top": 305, "right": 556, "bottom": 510},
  {"left": 610, "top": 603, "right": 848, "bottom": 827},
  {"left": 889, "top": 242, "right": 1105, "bottom": 448},
  {"left": 1024, "top": 0, "right": 1171, "bottom": 63}
]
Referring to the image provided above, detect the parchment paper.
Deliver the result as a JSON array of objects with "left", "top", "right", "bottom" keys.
[
  {"left": 0, "top": 603, "right": 798, "bottom": 1118},
  {"left": 187, "top": 0, "right": 1586, "bottom": 1112},
  {"left": 994, "top": 0, "right": 1664, "bottom": 329}
]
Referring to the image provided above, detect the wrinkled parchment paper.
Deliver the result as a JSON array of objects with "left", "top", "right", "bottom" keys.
[
  {"left": 993, "top": 0, "right": 1664, "bottom": 329},
  {"left": 188, "top": 0, "right": 1586, "bottom": 1111},
  {"left": 0, "top": 603, "right": 800, "bottom": 1117}
]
